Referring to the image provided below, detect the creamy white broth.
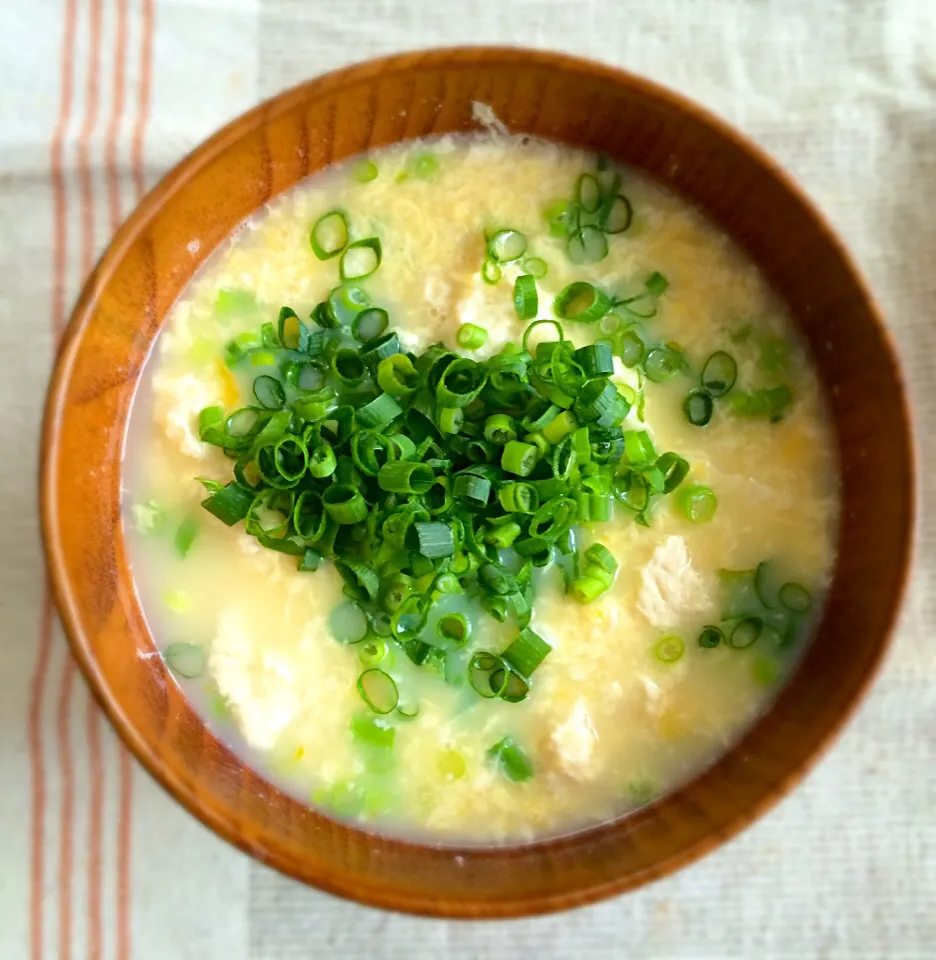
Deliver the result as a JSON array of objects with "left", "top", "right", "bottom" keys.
[{"left": 124, "top": 133, "right": 839, "bottom": 842}]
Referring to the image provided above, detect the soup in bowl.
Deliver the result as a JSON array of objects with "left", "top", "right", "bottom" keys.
[{"left": 42, "top": 49, "right": 913, "bottom": 915}]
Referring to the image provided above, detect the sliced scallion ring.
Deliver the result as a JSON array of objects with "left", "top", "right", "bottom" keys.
[
  {"left": 513, "top": 274, "right": 538, "bottom": 321},
  {"left": 701, "top": 350, "right": 738, "bottom": 397},
  {"left": 683, "top": 389, "right": 714, "bottom": 427},
  {"left": 521, "top": 256, "right": 548, "bottom": 278},
  {"left": 566, "top": 225, "right": 608, "bottom": 264},
  {"left": 351, "top": 307, "right": 389, "bottom": 342},
  {"left": 310, "top": 210, "right": 349, "bottom": 260},
  {"left": 600, "top": 193, "right": 633, "bottom": 234},
  {"left": 487, "top": 229, "right": 527, "bottom": 263},
  {"left": 729, "top": 617, "right": 764, "bottom": 649},
  {"left": 481, "top": 259, "right": 502, "bottom": 284},
  {"left": 574, "top": 172, "right": 602, "bottom": 213},
  {"left": 468, "top": 652, "right": 510, "bottom": 698},
  {"left": 676, "top": 483, "right": 718, "bottom": 523},
  {"left": 698, "top": 626, "right": 724, "bottom": 649},
  {"left": 457, "top": 323, "right": 489, "bottom": 350},
  {"left": 340, "top": 237, "right": 382, "bottom": 280},
  {"left": 165, "top": 642, "right": 206, "bottom": 679},
  {"left": 779, "top": 582, "right": 813, "bottom": 613},
  {"left": 357, "top": 668, "right": 399, "bottom": 714},
  {"left": 554, "top": 282, "right": 611, "bottom": 323},
  {"left": 436, "top": 613, "right": 471, "bottom": 648},
  {"left": 252, "top": 375, "right": 286, "bottom": 410},
  {"left": 654, "top": 635, "right": 685, "bottom": 663}
]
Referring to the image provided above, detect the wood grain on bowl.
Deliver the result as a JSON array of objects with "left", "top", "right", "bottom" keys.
[{"left": 41, "top": 47, "right": 914, "bottom": 917}]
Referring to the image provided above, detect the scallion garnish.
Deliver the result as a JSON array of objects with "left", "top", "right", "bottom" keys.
[
  {"left": 457, "top": 323, "right": 489, "bottom": 350},
  {"left": 356, "top": 668, "right": 399, "bottom": 714},
  {"left": 683, "top": 389, "right": 714, "bottom": 426},
  {"left": 554, "top": 282, "right": 611, "bottom": 323},
  {"left": 436, "top": 613, "right": 470, "bottom": 647},
  {"left": 513, "top": 274, "right": 538, "bottom": 321},
  {"left": 165, "top": 642, "right": 206, "bottom": 679},
  {"left": 487, "top": 736, "right": 533, "bottom": 782},
  {"left": 340, "top": 237, "right": 382, "bottom": 281},
  {"left": 310, "top": 210, "right": 349, "bottom": 260},
  {"left": 676, "top": 483, "right": 718, "bottom": 523},
  {"left": 653, "top": 635, "right": 685, "bottom": 663},
  {"left": 701, "top": 351, "right": 738, "bottom": 396},
  {"left": 487, "top": 229, "right": 527, "bottom": 263},
  {"left": 194, "top": 216, "right": 704, "bottom": 716},
  {"left": 698, "top": 626, "right": 724, "bottom": 648}
]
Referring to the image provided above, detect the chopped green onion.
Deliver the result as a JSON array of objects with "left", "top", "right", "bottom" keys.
[
  {"left": 698, "top": 626, "right": 724, "bottom": 648},
  {"left": 351, "top": 307, "right": 389, "bottom": 342},
  {"left": 701, "top": 351, "right": 738, "bottom": 397},
  {"left": 654, "top": 635, "right": 685, "bottom": 663},
  {"left": 566, "top": 225, "right": 608, "bottom": 264},
  {"left": 643, "top": 347, "right": 685, "bottom": 383},
  {"left": 779, "top": 582, "right": 812, "bottom": 613},
  {"left": 676, "top": 483, "right": 718, "bottom": 523},
  {"left": 554, "top": 282, "right": 611, "bottom": 323},
  {"left": 481, "top": 259, "right": 501, "bottom": 284},
  {"left": 513, "top": 274, "right": 538, "bottom": 321},
  {"left": 322, "top": 484, "right": 368, "bottom": 524},
  {"left": 378, "top": 461, "right": 434, "bottom": 495},
  {"left": 573, "top": 342, "right": 614, "bottom": 377},
  {"left": 340, "top": 237, "right": 382, "bottom": 280},
  {"left": 656, "top": 453, "right": 689, "bottom": 493},
  {"left": 356, "top": 393, "right": 402, "bottom": 428},
  {"left": 469, "top": 652, "right": 510, "bottom": 698},
  {"left": 487, "top": 229, "right": 527, "bottom": 263},
  {"left": 600, "top": 193, "right": 633, "bottom": 234},
  {"left": 684, "top": 389, "right": 714, "bottom": 427},
  {"left": 200, "top": 482, "right": 254, "bottom": 526},
  {"left": 487, "top": 736, "right": 533, "bottom": 782},
  {"left": 409, "top": 521, "right": 455, "bottom": 558},
  {"left": 521, "top": 256, "right": 548, "bottom": 278},
  {"left": 173, "top": 517, "right": 199, "bottom": 558},
  {"left": 331, "top": 348, "right": 367, "bottom": 386},
  {"left": 729, "top": 617, "right": 763, "bottom": 649},
  {"left": 574, "top": 172, "right": 602, "bottom": 213},
  {"left": 501, "top": 628, "right": 551, "bottom": 678},
  {"left": 330, "top": 601, "right": 370, "bottom": 643},
  {"left": 501, "top": 440, "right": 539, "bottom": 477},
  {"left": 165, "top": 642, "right": 205, "bottom": 679},
  {"left": 376, "top": 353, "right": 419, "bottom": 397},
  {"left": 310, "top": 210, "right": 349, "bottom": 260},
  {"left": 644, "top": 272, "right": 669, "bottom": 295},
  {"left": 436, "top": 613, "right": 470, "bottom": 647},
  {"left": 357, "top": 668, "right": 399, "bottom": 714},
  {"left": 353, "top": 157, "right": 378, "bottom": 183},
  {"left": 253, "top": 375, "right": 286, "bottom": 410},
  {"left": 350, "top": 713, "right": 394, "bottom": 748},
  {"left": 483, "top": 414, "right": 517, "bottom": 445},
  {"left": 457, "top": 323, "right": 489, "bottom": 350},
  {"left": 730, "top": 385, "right": 794, "bottom": 422}
]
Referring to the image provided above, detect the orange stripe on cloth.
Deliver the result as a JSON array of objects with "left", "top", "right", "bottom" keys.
[
  {"left": 32, "top": 0, "right": 79, "bottom": 956},
  {"left": 58, "top": 0, "right": 104, "bottom": 958},
  {"left": 105, "top": 0, "right": 135, "bottom": 956},
  {"left": 77, "top": 0, "right": 107, "bottom": 956}
]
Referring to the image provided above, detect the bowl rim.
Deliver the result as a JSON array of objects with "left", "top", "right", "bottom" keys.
[{"left": 41, "top": 45, "right": 916, "bottom": 917}]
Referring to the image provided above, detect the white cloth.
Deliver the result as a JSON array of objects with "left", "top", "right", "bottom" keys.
[{"left": 1, "top": 1, "right": 933, "bottom": 957}]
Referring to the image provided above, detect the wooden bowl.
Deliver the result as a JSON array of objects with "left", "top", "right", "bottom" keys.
[{"left": 41, "top": 47, "right": 915, "bottom": 917}]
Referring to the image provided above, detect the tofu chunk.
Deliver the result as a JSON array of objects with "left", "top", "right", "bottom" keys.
[
  {"left": 548, "top": 699, "right": 599, "bottom": 780},
  {"left": 209, "top": 610, "right": 299, "bottom": 750},
  {"left": 153, "top": 371, "right": 217, "bottom": 460},
  {"left": 638, "top": 536, "right": 709, "bottom": 628}
]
